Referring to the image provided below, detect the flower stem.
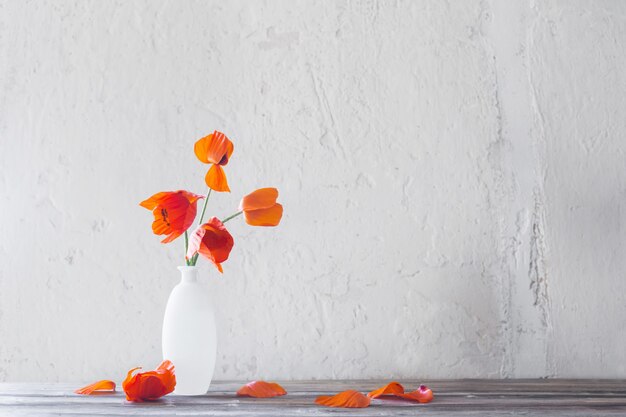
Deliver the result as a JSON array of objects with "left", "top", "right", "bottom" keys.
[
  {"left": 190, "top": 188, "right": 212, "bottom": 267},
  {"left": 198, "top": 188, "right": 211, "bottom": 225},
  {"left": 184, "top": 230, "right": 190, "bottom": 266},
  {"left": 222, "top": 211, "right": 243, "bottom": 223}
]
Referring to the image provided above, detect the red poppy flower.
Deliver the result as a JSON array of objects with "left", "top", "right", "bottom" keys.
[
  {"left": 236, "top": 381, "right": 287, "bottom": 398},
  {"left": 140, "top": 191, "right": 203, "bottom": 243},
  {"left": 186, "top": 217, "right": 234, "bottom": 273},
  {"left": 194, "top": 131, "right": 234, "bottom": 192},
  {"left": 315, "top": 390, "right": 371, "bottom": 408},
  {"left": 122, "top": 360, "right": 176, "bottom": 402},
  {"left": 75, "top": 380, "right": 116, "bottom": 395},
  {"left": 239, "top": 188, "right": 283, "bottom": 226}
]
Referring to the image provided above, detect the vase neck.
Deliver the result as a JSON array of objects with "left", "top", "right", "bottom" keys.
[{"left": 178, "top": 266, "right": 199, "bottom": 283}]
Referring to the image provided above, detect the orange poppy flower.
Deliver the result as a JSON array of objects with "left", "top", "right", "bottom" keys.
[
  {"left": 186, "top": 217, "right": 234, "bottom": 273},
  {"left": 140, "top": 190, "right": 203, "bottom": 243},
  {"left": 194, "top": 131, "right": 234, "bottom": 192},
  {"left": 315, "top": 390, "right": 371, "bottom": 408},
  {"left": 367, "top": 381, "right": 404, "bottom": 398},
  {"left": 397, "top": 385, "right": 434, "bottom": 403},
  {"left": 236, "top": 381, "right": 287, "bottom": 398},
  {"left": 122, "top": 360, "right": 176, "bottom": 402},
  {"left": 239, "top": 188, "right": 283, "bottom": 227},
  {"left": 75, "top": 380, "right": 116, "bottom": 395}
]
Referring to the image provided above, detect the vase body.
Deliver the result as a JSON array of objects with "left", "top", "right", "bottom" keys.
[{"left": 162, "top": 266, "right": 216, "bottom": 395}]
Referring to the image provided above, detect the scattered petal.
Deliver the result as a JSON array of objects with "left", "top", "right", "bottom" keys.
[
  {"left": 122, "top": 360, "right": 176, "bottom": 402},
  {"left": 74, "top": 380, "right": 116, "bottom": 395},
  {"left": 236, "top": 381, "right": 287, "bottom": 398},
  {"left": 367, "top": 381, "right": 404, "bottom": 398},
  {"left": 315, "top": 390, "right": 371, "bottom": 408},
  {"left": 397, "top": 385, "right": 434, "bottom": 403}
]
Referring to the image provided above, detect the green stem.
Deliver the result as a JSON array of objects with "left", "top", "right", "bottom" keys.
[
  {"left": 184, "top": 230, "right": 190, "bottom": 266},
  {"left": 222, "top": 211, "right": 243, "bottom": 223},
  {"left": 198, "top": 188, "right": 211, "bottom": 225},
  {"left": 190, "top": 188, "right": 212, "bottom": 266}
]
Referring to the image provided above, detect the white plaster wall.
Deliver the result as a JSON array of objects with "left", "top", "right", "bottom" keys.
[{"left": 0, "top": 0, "right": 625, "bottom": 382}]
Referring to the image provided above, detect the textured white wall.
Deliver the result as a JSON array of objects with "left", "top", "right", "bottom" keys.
[{"left": 1, "top": 0, "right": 625, "bottom": 382}]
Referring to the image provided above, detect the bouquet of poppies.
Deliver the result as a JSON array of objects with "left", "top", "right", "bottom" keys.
[{"left": 139, "top": 131, "right": 283, "bottom": 271}]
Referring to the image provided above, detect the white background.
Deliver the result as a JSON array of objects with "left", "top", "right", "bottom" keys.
[{"left": 1, "top": 1, "right": 625, "bottom": 382}]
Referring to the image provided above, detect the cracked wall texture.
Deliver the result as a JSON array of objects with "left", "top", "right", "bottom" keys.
[{"left": 1, "top": 0, "right": 625, "bottom": 382}]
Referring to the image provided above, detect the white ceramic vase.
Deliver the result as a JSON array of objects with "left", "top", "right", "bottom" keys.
[{"left": 162, "top": 266, "right": 217, "bottom": 395}]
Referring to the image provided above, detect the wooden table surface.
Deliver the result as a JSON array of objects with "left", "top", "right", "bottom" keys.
[{"left": 1, "top": 379, "right": 626, "bottom": 416}]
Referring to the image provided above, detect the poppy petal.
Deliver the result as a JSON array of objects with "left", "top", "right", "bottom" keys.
[
  {"left": 216, "top": 131, "right": 234, "bottom": 165},
  {"left": 186, "top": 227, "right": 202, "bottom": 260},
  {"left": 74, "top": 380, "right": 116, "bottom": 395},
  {"left": 194, "top": 131, "right": 234, "bottom": 165},
  {"left": 208, "top": 131, "right": 234, "bottom": 165},
  {"left": 157, "top": 193, "right": 200, "bottom": 243},
  {"left": 244, "top": 203, "right": 283, "bottom": 227},
  {"left": 397, "top": 385, "right": 434, "bottom": 403},
  {"left": 239, "top": 188, "right": 278, "bottom": 211},
  {"left": 367, "top": 381, "right": 404, "bottom": 398},
  {"left": 182, "top": 192, "right": 204, "bottom": 205},
  {"left": 186, "top": 218, "right": 234, "bottom": 273},
  {"left": 139, "top": 192, "right": 170, "bottom": 210},
  {"left": 315, "top": 390, "right": 371, "bottom": 408},
  {"left": 194, "top": 134, "right": 212, "bottom": 164},
  {"left": 141, "top": 191, "right": 203, "bottom": 243},
  {"left": 205, "top": 164, "right": 230, "bottom": 192},
  {"left": 122, "top": 361, "right": 176, "bottom": 402},
  {"left": 155, "top": 360, "right": 176, "bottom": 395},
  {"left": 122, "top": 367, "right": 142, "bottom": 401},
  {"left": 236, "top": 381, "right": 287, "bottom": 398}
]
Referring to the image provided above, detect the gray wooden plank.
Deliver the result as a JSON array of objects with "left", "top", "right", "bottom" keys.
[
  {"left": 1, "top": 380, "right": 626, "bottom": 416},
  {"left": 4, "top": 379, "right": 626, "bottom": 395}
]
